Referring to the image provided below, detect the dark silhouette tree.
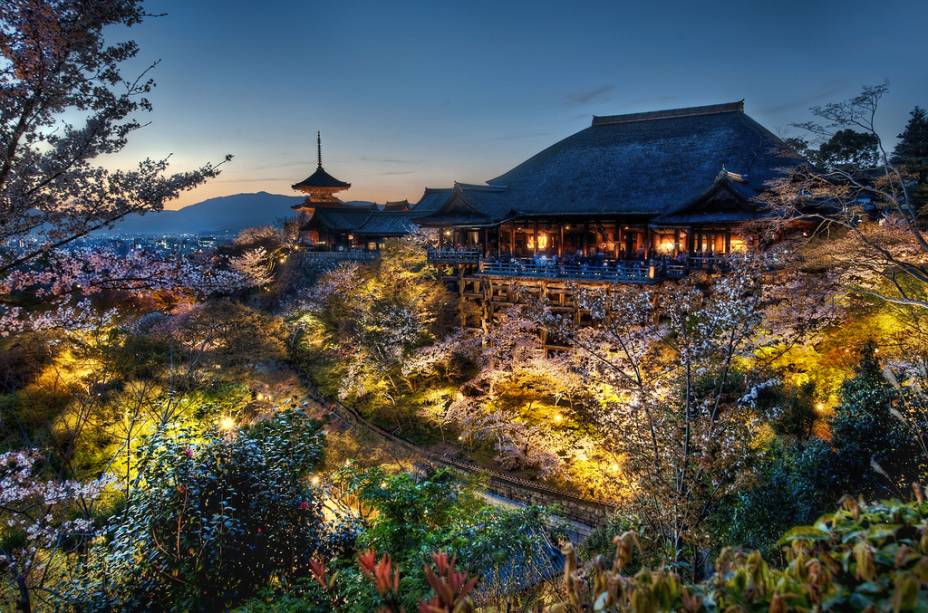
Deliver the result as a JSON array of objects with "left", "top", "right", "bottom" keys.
[
  {"left": 830, "top": 341, "right": 924, "bottom": 499},
  {"left": 815, "top": 129, "right": 880, "bottom": 171},
  {"left": 891, "top": 106, "right": 928, "bottom": 207}
]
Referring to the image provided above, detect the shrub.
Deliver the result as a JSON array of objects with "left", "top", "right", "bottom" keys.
[
  {"left": 553, "top": 495, "right": 928, "bottom": 611},
  {"left": 831, "top": 341, "right": 926, "bottom": 499},
  {"left": 66, "top": 410, "right": 329, "bottom": 611}
]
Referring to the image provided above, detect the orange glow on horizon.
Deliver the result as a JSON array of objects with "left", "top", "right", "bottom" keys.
[{"left": 165, "top": 178, "right": 427, "bottom": 210}]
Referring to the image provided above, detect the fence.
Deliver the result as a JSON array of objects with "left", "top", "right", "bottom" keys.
[
  {"left": 304, "top": 386, "right": 616, "bottom": 527},
  {"left": 427, "top": 248, "right": 482, "bottom": 264}
]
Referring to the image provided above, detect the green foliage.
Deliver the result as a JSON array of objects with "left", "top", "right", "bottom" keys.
[
  {"left": 334, "top": 466, "right": 556, "bottom": 611},
  {"left": 580, "top": 512, "right": 648, "bottom": 569},
  {"left": 892, "top": 106, "right": 928, "bottom": 207},
  {"left": 65, "top": 410, "right": 329, "bottom": 612},
  {"left": 714, "top": 343, "right": 928, "bottom": 558},
  {"left": 555, "top": 497, "right": 928, "bottom": 611},
  {"left": 338, "top": 466, "right": 482, "bottom": 556},
  {"left": 713, "top": 438, "right": 834, "bottom": 557},
  {"left": 767, "top": 381, "right": 817, "bottom": 441},
  {"left": 101, "top": 328, "right": 171, "bottom": 381},
  {"left": 815, "top": 128, "right": 881, "bottom": 171},
  {"left": 831, "top": 341, "right": 925, "bottom": 500},
  {"left": 233, "top": 577, "right": 332, "bottom": 613}
]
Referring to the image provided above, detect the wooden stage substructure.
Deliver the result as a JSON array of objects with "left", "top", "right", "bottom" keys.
[{"left": 442, "top": 266, "right": 604, "bottom": 352}]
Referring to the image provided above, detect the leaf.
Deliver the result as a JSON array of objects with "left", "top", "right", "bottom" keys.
[{"left": 780, "top": 526, "right": 831, "bottom": 543}]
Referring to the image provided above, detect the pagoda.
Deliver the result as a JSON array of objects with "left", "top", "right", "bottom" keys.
[{"left": 292, "top": 131, "right": 352, "bottom": 216}]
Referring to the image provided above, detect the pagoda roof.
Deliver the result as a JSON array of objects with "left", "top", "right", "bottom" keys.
[
  {"left": 292, "top": 165, "right": 351, "bottom": 191},
  {"left": 413, "top": 100, "right": 807, "bottom": 225},
  {"left": 307, "top": 207, "right": 416, "bottom": 237}
]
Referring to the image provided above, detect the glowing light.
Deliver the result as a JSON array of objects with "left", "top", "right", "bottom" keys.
[
  {"left": 815, "top": 402, "right": 826, "bottom": 414},
  {"left": 310, "top": 475, "right": 321, "bottom": 486},
  {"left": 553, "top": 413, "right": 563, "bottom": 424},
  {"left": 218, "top": 415, "right": 236, "bottom": 432},
  {"left": 610, "top": 462, "right": 620, "bottom": 473}
]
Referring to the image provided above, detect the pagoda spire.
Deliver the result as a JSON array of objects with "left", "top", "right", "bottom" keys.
[{"left": 291, "top": 130, "right": 351, "bottom": 201}]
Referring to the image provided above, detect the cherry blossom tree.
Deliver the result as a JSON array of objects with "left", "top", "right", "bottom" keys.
[
  {"left": 1, "top": 1, "right": 231, "bottom": 335},
  {"left": 0, "top": 450, "right": 111, "bottom": 613},
  {"left": 0, "top": 246, "right": 260, "bottom": 336},
  {"left": 0, "top": 0, "right": 229, "bottom": 271},
  {"left": 766, "top": 84, "right": 928, "bottom": 312},
  {"left": 230, "top": 246, "right": 275, "bottom": 288},
  {"left": 535, "top": 259, "right": 774, "bottom": 567}
]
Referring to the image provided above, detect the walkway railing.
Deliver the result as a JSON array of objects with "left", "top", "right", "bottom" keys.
[
  {"left": 427, "top": 247, "right": 482, "bottom": 264},
  {"left": 428, "top": 250, "right": 739, "bottom": 283},
  {"left": 481, "top": 259, "right": 661, "bottom": 283},
  {"left": 301, "top": 250, "right": 380, "bottom": 262}
]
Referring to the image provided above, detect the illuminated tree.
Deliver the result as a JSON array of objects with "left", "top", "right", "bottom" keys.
[
  {"left": 0, "top": 450, "right": 110, "bottom": 613},
  {"left": 0, "top": 0, "right": 229, "bottom": 333},
  {"left": 538, "top": 259, "right": 773, "bottom": 567},
  {"left": 767, "top": 84, "right": 928, "bottom": 313}
]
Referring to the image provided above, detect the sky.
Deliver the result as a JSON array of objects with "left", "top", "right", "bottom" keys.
[{"left": 107, "top": 0, "right": 928, "bottom": 209}]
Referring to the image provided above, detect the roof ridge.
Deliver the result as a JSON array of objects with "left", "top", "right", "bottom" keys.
[
  {"left": 454, "top": 181, "right": 507, "bottom": 192},
  {"left": 592, "top": 100, "right": 744, "bottom": 127}
]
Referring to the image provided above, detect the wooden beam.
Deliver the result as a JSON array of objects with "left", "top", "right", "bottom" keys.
[{"left": 613, "top": 221, "right": 620, "bottom": 260}]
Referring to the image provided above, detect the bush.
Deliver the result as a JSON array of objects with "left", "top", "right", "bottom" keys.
[
  {"left": 713, "top": 438, "right": 834, "bottom": 557},
  {"left": 66, "top": 410, "right": 330, "bottom": 611},
  {"left": 553, "top": 496, "right": 928, "bottom": 611},
  {"left": 831, "top": 341, "right": 926, "bottom": 499},
  {"left": 330, "top": 466, "right": 558, "bottom": 611}
]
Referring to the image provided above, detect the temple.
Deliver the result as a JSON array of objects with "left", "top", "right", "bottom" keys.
[
  {"left": 411, "top": 101, "right": 807, "bottom": 280},
  {"left": 295, "top": 102, "right": 810, "bottom": 283},
  {"left": 292, "top": 132, "right": 415, "bottom": 251}
]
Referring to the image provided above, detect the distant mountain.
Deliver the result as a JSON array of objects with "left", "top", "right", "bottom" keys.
[{"left": 98, "top": 192, "right": 376, "bottom": 236}]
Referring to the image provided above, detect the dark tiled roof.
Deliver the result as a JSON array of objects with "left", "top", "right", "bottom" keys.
[
  {"left": 409, "top": 188, "right": 454, "bottom": 216},
  {"left": 415, "top": 101, "right": 806, "bottom": 225},
  {"left": 654, "top": 211, "right": 761, "bottom": 225},
  {"left": 591, "top": 100, "right": 746, "bottom": 126},
  {"left": 292, "top": 165, "right": 351, "bottom": 190},
  {"left": 309, "top": 207, "right": 416, "bottom": 236},
  {"left": 382, "top": 199, "right": 410, "bottom": 212},
  {"left": 356, "top": 212, "right": 416, "bottom": 235},
  {"left": 310, "top": 207, "right": 371, "bottom": 231}
]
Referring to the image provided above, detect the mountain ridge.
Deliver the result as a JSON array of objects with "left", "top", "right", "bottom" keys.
[{"left": 97, "top": 192, "right": 374, "bottom": 236}]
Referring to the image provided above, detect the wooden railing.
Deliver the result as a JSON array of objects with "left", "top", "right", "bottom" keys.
[
  {"left": 428, "top": 250, "right": 742, "bottom": 283},
  {"left": 480, "top": 259, "right": 661, "bottom": 284},
  {"left": 427, "top": 247, "right": 482, "bottom": 264},
  {"left": 301, "top": 250, "right": 380, "bottom": 262}
]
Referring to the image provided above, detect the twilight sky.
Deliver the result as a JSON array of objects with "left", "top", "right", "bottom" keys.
[{"left": 109, "top": 0, "right": 928, "bottom": 209}]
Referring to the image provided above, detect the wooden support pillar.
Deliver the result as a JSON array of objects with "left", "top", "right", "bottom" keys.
[
  {"left": 558, "top": 224, "right": 564, "bottom": 258},
  {"left": 533, "top": 220, "right": 539, "bottom": 258},
  {"left": 457, "top": 266, "right": 465, "bottom": 329},
  {"left": 614, "top": 221, "right": 620, "bottom": 260},
  {"left": 482, "top": 228, "right": 488, "bottom": 257},
  {"left": 581, "top": 222, "right": 588, "bottom": 256},
  {"left": 724, "top": 230, "right": 731, "bottom": 254},
  {"left": 644, "top": 226, "right": 652, "bottom": 259},
  {"left": 673, "top": 228, "right": 681, "bottom": 256}
]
